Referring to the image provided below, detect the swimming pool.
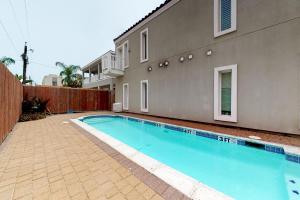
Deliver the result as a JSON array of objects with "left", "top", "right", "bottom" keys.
[{"left": 74, "top": 115, "right": 300, "bottom": 200}]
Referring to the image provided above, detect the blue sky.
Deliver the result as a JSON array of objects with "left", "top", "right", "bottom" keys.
[{"left": 0, "top": 0, "right": 165, "bottom": 83}]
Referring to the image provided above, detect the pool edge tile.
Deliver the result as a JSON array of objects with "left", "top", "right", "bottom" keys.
[{"left": 75, "top": 115, "right": 300, "bottom": 165}]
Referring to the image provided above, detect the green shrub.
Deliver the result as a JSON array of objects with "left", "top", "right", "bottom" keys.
[
  {"left": 22, "top": 95, "right": 50, "bottom": 114},
  {"left": 20, "top": 95, "right": 50, "bottom": 122}
]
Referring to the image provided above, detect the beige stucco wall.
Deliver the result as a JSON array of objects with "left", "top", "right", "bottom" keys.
[
  {"left": 42, "top": 74, "right": 63, "bottom": 87},
  {"left": 114, "top": 0, "right": 300, "bottom": 134}
]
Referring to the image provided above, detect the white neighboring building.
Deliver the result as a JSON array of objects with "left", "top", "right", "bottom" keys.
[
  {"left": 42, "top": 74, "right": 63, "bottom": 87},
  {"left": 82, "top": 50, "right": 121, "bottom": 90}
]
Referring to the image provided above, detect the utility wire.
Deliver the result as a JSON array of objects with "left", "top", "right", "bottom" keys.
[
  {"left": 24, "top": 0, "right": 31, "bottom": 43},
  {"left": 30, "top": 61, "right": 54, "bottom": 69},
  {"left": 0, "top": 19, "right": 19, "bottom": 55},
  {"left": 8, "top": 0, "right": 25, "bottom": 42}
]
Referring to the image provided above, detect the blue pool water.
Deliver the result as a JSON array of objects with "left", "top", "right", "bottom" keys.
[{"left": 83, "top": 116, "right": 300, "bottom": 200}]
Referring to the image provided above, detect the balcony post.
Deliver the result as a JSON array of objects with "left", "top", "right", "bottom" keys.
[{"left": 98, "top": 63, "right": 100, "bottom": 80}]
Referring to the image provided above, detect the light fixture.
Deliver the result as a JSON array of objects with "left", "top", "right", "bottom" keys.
[
  {"left": 206, "top": 50, "right": 212, "bottom": 56},
  {"left": 164, "top": 60, "right": 169, "bottom": 67},
  {"left": 188, "top": 54, "right": 193, "bottom": 60},
  {"left": 147, "top": 66, "right": 152, "bottom": 72},
  {"left": 159, "top": 63, "right": 164, "bottom": 68},
  {"left": 179, "top": 56, "right": 185, "bottom": 63}
]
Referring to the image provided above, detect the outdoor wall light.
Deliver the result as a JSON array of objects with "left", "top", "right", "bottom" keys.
[
  {"left": 188, "top": 54, "right": 193, "bottom": 60},
  {"left": 159, "top": 63, "right": 164, "bottom": 68},
  {"left": 164, "top": 61, "right": 169, "bottom": 67},
  {"left": 147, "top": 66, "right": 153, "bottom": 72},
  {"left": 179, "top": 56, "right": 185, "bottom": 63},
  {"left": 206, "top": 50, "right": 212, "bottom": 56}
]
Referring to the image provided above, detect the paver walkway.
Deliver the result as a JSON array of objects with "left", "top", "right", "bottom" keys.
[
  {"left": 0, "top": 113, "right": 165, "bottom": 200},
  {"left": 1, "top": 111, "right": 299, "bottom": 200}
]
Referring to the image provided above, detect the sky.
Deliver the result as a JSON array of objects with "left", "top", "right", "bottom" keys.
[{"left": 0, "top": 0, "right": 165, "bottom": 84}]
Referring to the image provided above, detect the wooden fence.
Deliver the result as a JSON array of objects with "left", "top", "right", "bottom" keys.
[
  {"left": 0, "top": 63, "right": 23, "bottom": 145},
  {"left": 0, "top": 69, "right": 112, "bottom": 145},
  {"left": 23, "top": 86, "right": 111, "bottom": 114}
]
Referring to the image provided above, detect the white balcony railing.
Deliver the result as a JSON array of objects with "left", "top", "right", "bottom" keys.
[
  {"left": 83, "top": 78, "right": 90, "bottom": 85},
  {"left": 102, "top": 51, "right": 118, "bottom": 70},
  {"left": 102, "top": 51, "right": 124, "bottom": 77},
  {"left": 83, "top": 74, "right": 110, "bottom": 85}
]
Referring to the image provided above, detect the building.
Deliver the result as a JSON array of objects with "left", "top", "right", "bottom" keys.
[
  {"left": 42, "top": 74, "right": 62, "bottom": 87},
  {"left": 111, "top": 0, "right": 300, "bottom": 135},
  {"left": 82, "top": 51, "right": 123, "bottom": 90}
]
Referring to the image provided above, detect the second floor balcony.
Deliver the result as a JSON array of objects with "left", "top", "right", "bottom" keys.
[
  {"left": 82, "top": 73, "right": 114, "bottom": 89},
  {"left": 83, "top": 73, "right": 110, "bottom": 85},
  {"left": 82, "top": 51, "right": 124, "bottom": 82},
  {"left": 102, "top": 51, "right": 124, "bottom": 77},
  {"left": 82, "top": 51, "right": 124, "bottom": 89}
]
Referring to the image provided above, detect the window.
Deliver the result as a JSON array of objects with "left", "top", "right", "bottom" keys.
[
  {"left": 116, "top": 41, "right": 129, "bottom": 69},
  {"left": 123, "top": 41, "right": 129, "bottom": 68},
  {"left": 214, "top": 0, "right": 237, "bottom": 37},
  {"left": 52, "top": 78, "right": 57, "bottom": 86},
  {"left": 117, "top": 45, "right": 123, "bottom": 69},
  {"left": 123, "top": 83, "right": 129, "bottom": 110},
  {"left": 214, "top": 64, "right": 237, "bottom": 122},
  {"left": 140, "top": 80, "right": 149, "bottom": 112},
  {"left": 140, "top": 28, "right": 149, "bottom": 63}
]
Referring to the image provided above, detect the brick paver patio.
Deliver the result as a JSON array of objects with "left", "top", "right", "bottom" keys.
[
  {"left": 0, "top": 113, "right": 165, "bottom": 200},
  {"left": 1, "top": 111, "right": 299, "bottom": 200}
]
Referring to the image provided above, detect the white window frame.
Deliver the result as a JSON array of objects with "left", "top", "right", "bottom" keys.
[
  {"left": 140, "top": 80, "right": 149, "bottom": 112},
  {"left": 123, "top": 40, "right": 129, "bottom": 69},
  {"left": 214, "top": 64, "right": 237, "bottom": 122},
  {"left": 116, "top": 40, "right": 129, "bottom": 70},
  {"left": 214, "top": 0, "right": 237, "bottom": 37},
  {"left": 116, "top": 45, "right": 123, "bottom": 70},
  {"left": 123, "top": 83, "right": 129, "bottom": 110},
  {"left": 140, "top": 28, "right": 149, "bottom": 63}
]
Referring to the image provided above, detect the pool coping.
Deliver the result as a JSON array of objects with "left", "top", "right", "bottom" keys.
[{"left": 71, "top": 114, "right": 300, "bottom": 200}]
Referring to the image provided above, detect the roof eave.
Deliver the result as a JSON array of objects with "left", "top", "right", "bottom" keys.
[
  {"left": 114, "top": 0, "right": 180, "bottom": 44},
  {"left": 82, "top": 50, "right": 115, "bottom": 71}
]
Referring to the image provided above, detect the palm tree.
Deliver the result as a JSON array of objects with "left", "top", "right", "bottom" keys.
[
  {"left": 15, "top": 74, "right": 33, "bottom": 84},
  {"left": 0, "top": 57, "right": 15, "bottom": 66},
  {"left": 55, "top": 62, "right": 82, "bottom": 88},
  {"left": 15, "top": 74, "right": 23, "bottom": 81},
  {"left": 71, "top": 74, "right": 83, "bottom": 88}
]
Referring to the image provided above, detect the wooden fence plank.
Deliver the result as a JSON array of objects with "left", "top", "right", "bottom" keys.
[
  {"left": 0, "top": 63, "right": 23, "bottom": 145},
  {"left": 23, "top": 86, "right": 111, "bottom": 114}
]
